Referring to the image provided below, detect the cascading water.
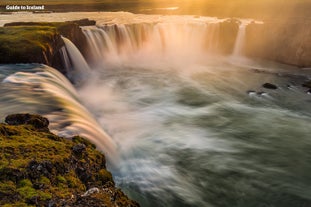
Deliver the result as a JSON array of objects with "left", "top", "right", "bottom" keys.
[
  {"left": 233, "top": 21, "right": 250, "bottom": 56},
  {"left": 1, "top": 12, "right": 311, "bottom": 207},
  {"left": 77, "top": 18, "right": 311, "bottom": 207},
  {"left": 82, "top": 21, "right": 222, "bottom": 65},
  {"left": 0, "top": 64, "right": 117, "bottom": 163},
  {"left": 59, "top": 46, "right": 72, "bottom": 72},
  {"left": 61, "top": 36, "right": 91, "bottom": 82}
]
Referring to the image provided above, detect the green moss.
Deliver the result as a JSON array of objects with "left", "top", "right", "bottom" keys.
[
  {"left": 98, "top": 169, "right": 113, "bottom": 184},
  {"left": 18, "top": 179, "right": 32, "bottom": 188},
  {"left": 0, "top": 114, "right": 138, "bottom": 206},
  {"left": 56, "top": 175, "right": 66, "bottom": 184},
  {"left": 0, "top": 26, "right": 57, "bottom": 62},
  {"left": 0, "top": 22, "right": 82, "bottom": 64},
  {"left": 17, "top": 186, "right": 37, "bottom": 199},
  {"left": 0, "top": 181, "right": 16, "bottom": 195},
  {"left": 2, "top": 203, "right": 34, "bottom": 207},
  {"left": 65, "top": 171, "right": 85, "bottom": 191},
  {"left": 38, "top": 191, "right": 52, "bottom": 201},
  {"left": 39, "top": 176, "right": 51, "bottom": 185}
]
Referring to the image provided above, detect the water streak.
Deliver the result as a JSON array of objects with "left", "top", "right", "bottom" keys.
[
  {"left": 0, "top": 64, "right": 117, "bottom": 163},
  {"left": 62, "top": 36, "right": 91, "bottom": 75}
]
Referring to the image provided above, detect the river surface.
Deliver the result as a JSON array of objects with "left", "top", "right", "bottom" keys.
[{"left": 1, "top": 12, "right": 311, "bottom": 207}]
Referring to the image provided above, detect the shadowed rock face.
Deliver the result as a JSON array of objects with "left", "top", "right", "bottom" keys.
[
  {"left": 218, "top": 19, "right": 240, "bottom": 54},
  {"left": 245, "top": 21, "right": 311, "bottom": 67},
  {"left": 5, "top": 113, "right": 49, "bottom": 132},
  {"left": 0, "top": 114, "right": 140, "bottom": 207}
]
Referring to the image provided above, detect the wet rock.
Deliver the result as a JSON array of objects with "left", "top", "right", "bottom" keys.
[
  {"left": 302, "top": 80, "right": 311, "bottom": 89},
  {"left": 27, "top": 160, "right": 54, "bottom": 179},
  {"left": 69, "top": 18, "right": 96, "bottom": 26},
  {"left": 72, "top": 144, "right": 87, "bottom": 155},
  {"left": 26, "top": 196, "right": 39, "bottom": 205},
  {"left": 262, "top": 83, "right": 278, "bottom": 89}
]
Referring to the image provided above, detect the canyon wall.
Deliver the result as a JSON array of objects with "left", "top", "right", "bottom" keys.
[{"left": 244, "top": 20, "right": 311, "bottom": 67}]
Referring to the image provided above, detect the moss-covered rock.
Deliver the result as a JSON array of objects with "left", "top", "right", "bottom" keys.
[
  {"left": 0, "top": 25, "right": 62, "bottom": 66},
  {"left": 0, "top": 19, "right": 93, "bottom": 74},
  {"left": 0, "top": 114, "right": 139, "bottom": 207}
]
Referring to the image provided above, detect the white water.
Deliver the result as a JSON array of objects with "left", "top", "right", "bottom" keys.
[
  {"left": 82, "top": 22, "right": 223, "bottom": 66},
  {"left": 0, "top": 65, "right": 117, "bottom": 163},
  {"left": 59, "top": 46, "right": 72, "bottom": 72},
  {"left": 76, "top": 17, "right": 311, "bottom": 207},
  {"left": 233, "top": 21, "right": 249, "bottom": 56},
  {"left": 62, "top": 36, "right": 91, "bottom": 75}
]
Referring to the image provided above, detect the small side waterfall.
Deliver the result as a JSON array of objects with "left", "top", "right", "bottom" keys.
[
  {"left": 59, "top": 46, "right": 72, "bottom": 72},
  {"left": 233, "top": 21, "right": 249, "bottom": 56},
  {"left": 62, "top": 37, "right": 91, "bottom": 74}
]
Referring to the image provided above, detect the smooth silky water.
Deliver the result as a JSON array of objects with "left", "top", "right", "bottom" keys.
[{"left": 1, "top": 12, "right": 311, "bottom": 207}]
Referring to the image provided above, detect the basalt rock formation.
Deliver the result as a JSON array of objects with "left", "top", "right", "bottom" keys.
[{"left": 0, "top": 113, "right": 139, "bottom": 207}]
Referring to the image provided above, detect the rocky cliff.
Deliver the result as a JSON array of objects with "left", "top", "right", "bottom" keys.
[
  {"left": 217, "top": 19, "right": 239, "bottom": 55},
  {"left": 244, "top": 20, "right": 311, "bottom": 67},
  {"left": 0, "top": 113, "right": 139, "bottom": 207},
  {"left": 0, "top": 19, "right": 94, "bottom": 74}
]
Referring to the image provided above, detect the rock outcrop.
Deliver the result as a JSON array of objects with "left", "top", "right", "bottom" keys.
[
  {"left": 245, "top": 20, "right": 311, "bottom": 67},
  {"left": 0, "top": 113, "right": 139, "bottom": 207},
  {"left": 218, "top": 18, "right": 240, "bottom": 54},
  {"left": 0, "top": 19, "right": 94, "bottom": 74}
]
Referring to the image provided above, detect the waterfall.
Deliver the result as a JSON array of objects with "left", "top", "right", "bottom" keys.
[
  {"left": 1, "top": 64, "right": 117, "bottom": 163},
  {"left": 82, "top": 22, "right": 222, "bottom": 64},
  {"left": 233, "top": 21, "right": 249, "bottom": 56},
  {"left": 59, "top": 46, "right": 72, "bottom": 72},
  {"left": 62, "top": 37, "right": 91, "bottom": 74}
]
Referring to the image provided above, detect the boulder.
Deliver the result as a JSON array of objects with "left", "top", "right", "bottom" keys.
[
  {"left": 262, "top": 83, "right": 278, "bottom": 89},
  {"left": 5, "top": 113, "right": 49, "bottom": 131},
  {"left": 302, "top": 80, "right": 311, "bottom": 89}
]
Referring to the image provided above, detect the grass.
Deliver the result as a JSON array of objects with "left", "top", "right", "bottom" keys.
[
  {"left": 0, "top": 21, "right": 84, "bottom": 64},
  {"left": 0, "top": 25, "right": 57, "bottom": 63}
]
